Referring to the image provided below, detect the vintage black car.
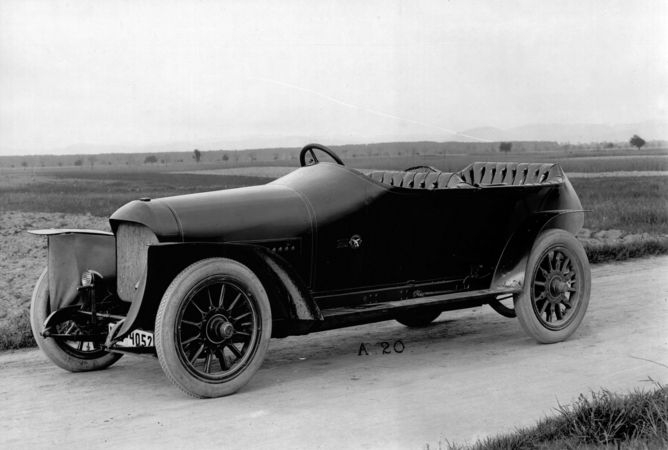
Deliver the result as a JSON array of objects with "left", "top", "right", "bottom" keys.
[{"left": 30, "top": 144, "right": 590, "bottom": 398}]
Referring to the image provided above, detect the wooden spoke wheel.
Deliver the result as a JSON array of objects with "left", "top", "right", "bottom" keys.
[
  {"left": 515, "top": 230, "right": 591, "bottom": 344},
  {"left": 155, "top": 258, "right": 271, "bottom": 398}
]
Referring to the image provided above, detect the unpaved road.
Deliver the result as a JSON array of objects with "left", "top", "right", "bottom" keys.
[{"left": 1, "top": 257, "right": 667, "bottom": 450}]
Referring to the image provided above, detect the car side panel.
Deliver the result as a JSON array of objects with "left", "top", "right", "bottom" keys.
[
  {"left": 271, "top": 165, "right": 369, "bottom": 292},
  {"left": 359, "top": 179, "right": 555, "bottom": 288}
]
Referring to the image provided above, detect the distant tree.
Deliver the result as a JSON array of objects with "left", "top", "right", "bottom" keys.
[
  {"left": 341, "top": 148, "right": 348, "bottom": 159},
  {"left": 222, "top": 153, "right": 229, "bottom": 163},
  {"left": 74, "top": 159, "right": 83, "bottom": 168},
  {"left": 605, "top": 142, "right": 615, "bottom": 149},
  {"left": 21, "top": 161, "right": 27, "bottom": 169},
  {"left": 192, "top": 149, "right": 202, "bottom": 164},
  {"left": 108, "top": 161, "right": 112, "bottom": 165},
  {"left": 233, "top": 152, "right": 240, "bottom": 163},
  {"left": 273, "top": 152, "right": 279, "bottom": 161},
  {"left": 629, "top": 135, "right": 646, "bottom": 149},
  {"left": 499, "top": 142, "right": 513, "bottom": 154},
  {"left": 144, "top": 155, "right": 158, "bottom": 165},
  {"left": 88, "top": 155, "right": 98, "bottom": 168},
  {"left": 58, "top": 162, "right": 63, "bottom": 167},
  {"left": 249, "top": 152, "right": 257, "bottom": 162}
]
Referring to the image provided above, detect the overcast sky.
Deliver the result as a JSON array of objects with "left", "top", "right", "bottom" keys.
[{"left": 1, "top": 0, "right": 666, "bottom": 154}]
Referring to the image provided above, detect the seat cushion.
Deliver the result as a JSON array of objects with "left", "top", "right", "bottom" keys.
[
  {"left": 459, "top": 162, "right": 563, "bottom": 186},
  {"left": 367, "top": 170, "right": 472, "bottom": 189},
  {"left": 367, "top": 162, "right": 563, "bottom": 190}
]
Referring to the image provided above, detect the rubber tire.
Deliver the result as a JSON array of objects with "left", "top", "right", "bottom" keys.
[
  {"left": 396, "top": 311, "right": 441, "bottom": 327},
  {"left": 30, "top": 268, "right": 122, "bottom": 372},
  {"left": 514, "top": 230, "right": 591, "bottom": 344},
  {"left": 155, "top": 258, "right": 272, "bottom": 398}
]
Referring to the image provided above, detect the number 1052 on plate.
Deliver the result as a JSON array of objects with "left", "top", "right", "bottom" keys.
[{"left": 107, "top": 323, "right": 154, "bottom": 347}]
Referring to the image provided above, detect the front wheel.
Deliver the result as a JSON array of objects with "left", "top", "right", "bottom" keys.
[
  {"left": 30, "top": 269, "right": 122, "bottom": 372},
  {"left": 514, "top": 230, "right": 591, "bottom": 344},
  {"left": 155, "top": 258, "right": 272, "bottom": 398}
]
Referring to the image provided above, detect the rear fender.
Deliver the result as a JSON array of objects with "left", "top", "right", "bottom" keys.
[
  {"left": 108, "top": 242, "right": 321, "bottom": 343},
  {"left": 491, "top": 211, "right": 585, "bottom": 290}
]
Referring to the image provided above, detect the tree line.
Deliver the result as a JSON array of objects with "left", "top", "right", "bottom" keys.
[{"left": 0, "top": 135, "right": 659, "bottom": 169}]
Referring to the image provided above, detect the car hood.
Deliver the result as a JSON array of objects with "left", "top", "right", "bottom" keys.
[{"left": 110, "top": 184, "right": 312, "bottom": 243}]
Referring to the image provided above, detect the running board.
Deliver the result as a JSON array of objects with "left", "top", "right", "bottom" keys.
[{"left": 312, "top": 287, "right": 521, "bottom": 332}]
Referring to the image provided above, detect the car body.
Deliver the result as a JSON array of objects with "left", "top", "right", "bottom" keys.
[{"left": 30, "top": 144, "right": 591, "bottom": 398}]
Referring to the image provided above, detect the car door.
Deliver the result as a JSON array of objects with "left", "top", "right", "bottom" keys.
[{"left": 308, "top": 173, "right": 368, "bottom": 294}]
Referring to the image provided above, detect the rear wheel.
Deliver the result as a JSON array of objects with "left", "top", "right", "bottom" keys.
[
  {"left": 30, "top": 269, "right": 122, "bottom": 372},
  {"left": 515, "top": 230, "right": 590, "bottom": 344},
  {"left": 396, "top": 310, "right": 441, "bottom": 327},
  {"left": 155, "top": 258, "right": 272, "bottom": 398}
]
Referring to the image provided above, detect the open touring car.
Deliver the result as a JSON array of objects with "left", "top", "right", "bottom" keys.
[{"left": 30, "top": 143, "right": 591, "bottom": 398}]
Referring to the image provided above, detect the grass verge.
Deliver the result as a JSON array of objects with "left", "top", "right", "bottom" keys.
[
  {"left": 0, "top": 309, "right": 34, "bottom": 350},
  {"left": 572, "top": 177, "right": 668, "bottom": 235},
  {"left": 443, "top": 381, "right": 668, "bottom": 450},
  {"left": 584, "top": 238, "right": 668, "bottom": 265}
]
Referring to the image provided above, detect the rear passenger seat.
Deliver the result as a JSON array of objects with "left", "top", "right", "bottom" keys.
[
  {"left": 367, "top": 171, "right": 474, "bottom": 189},
  {"left": 366, "top": 162, "right": 563, "bottom": 189},
  {"left": 458, "top": 162, "right": 563, "bottom": 186}
]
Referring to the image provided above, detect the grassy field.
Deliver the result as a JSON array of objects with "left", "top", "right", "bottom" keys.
[
  {"left": 1, "top": 157, "right": 666, "bottom": 235},
  {"left": 0, "top": 171, "right": 268, "bottom": 217},
  {"left": 443, "top": 382, "right": 667, "bottom": 450},
  {"left": 572, "top": 176, "right": 668, "bottom": 235}
]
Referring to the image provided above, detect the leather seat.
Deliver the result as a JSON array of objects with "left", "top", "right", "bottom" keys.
[
  {"left": 366, "top": 170, "right": 473, "bottom": 189},
  {"left": 458, "top": 162, "right": 563, "bottom": 186},
  {"left": 367, "top": 162, "right": 562, "bottom": 189}
]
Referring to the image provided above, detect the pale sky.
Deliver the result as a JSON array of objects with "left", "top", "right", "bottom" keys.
[{"left": 1, "top": 0, "right": 667, "bottom": 154}]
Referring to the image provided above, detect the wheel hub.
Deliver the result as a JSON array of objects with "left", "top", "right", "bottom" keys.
[
  {"left": 545, "top": 272, "right": 568, "bottom": 303},
  {"left": 205, "top": 315, "right": 235, "bottom": 344}
]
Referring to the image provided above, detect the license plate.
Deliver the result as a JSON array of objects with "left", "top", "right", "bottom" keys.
[{"left": 108, "top": 323, "right": 154, "bottom": 348}]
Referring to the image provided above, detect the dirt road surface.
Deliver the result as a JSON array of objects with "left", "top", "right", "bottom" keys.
[{"left": 2, "top": 256, "right": 667, "bottom": 450}]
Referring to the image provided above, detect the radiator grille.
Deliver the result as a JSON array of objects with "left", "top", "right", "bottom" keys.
[{"left": 116, "top": 222, "right": 158, "bottom": 301}]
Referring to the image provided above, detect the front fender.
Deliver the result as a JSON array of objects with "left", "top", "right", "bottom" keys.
[
  {"left": 491, "top": 211, "right": 585, "bottom": 290},
  {"left": 108, "top": 242, "right": 321, "bottom": 343}
]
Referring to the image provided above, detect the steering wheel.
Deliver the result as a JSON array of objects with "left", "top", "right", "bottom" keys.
[{"left": 299, "top": 143, "right": 345, "bottom": 167}]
